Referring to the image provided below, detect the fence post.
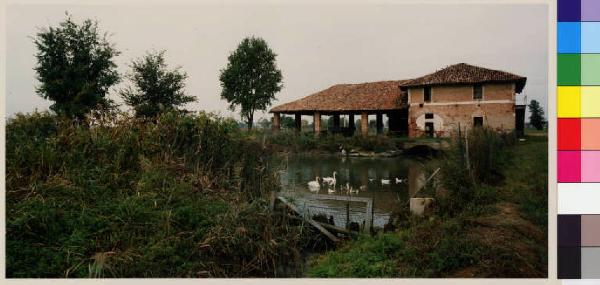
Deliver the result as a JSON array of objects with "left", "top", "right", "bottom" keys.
[
  {"left": 346, "top": 200, "right": 350, "bottom": 229},
  {"left": 365, "top": 199, "right": 373, "bottom": 233}
]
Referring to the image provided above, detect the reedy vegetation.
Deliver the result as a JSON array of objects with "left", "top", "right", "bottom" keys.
[
  {"left": 6, "top": 111, "right": 312, "bottom": 277},
  {"left": 308, "top": 128, "right": 547, "bottom": 277}
]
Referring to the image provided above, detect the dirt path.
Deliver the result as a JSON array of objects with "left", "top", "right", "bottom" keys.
[{"left": 451, "top": 203, "right": 546, "bottom": 277}]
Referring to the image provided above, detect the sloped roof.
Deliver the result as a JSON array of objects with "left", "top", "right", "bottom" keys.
[
  {"left": 270, "top": 80, "right": 410, "bottom": 113},
  {"left": 399, "top": 63, "right": 527, "bottom": 93}
]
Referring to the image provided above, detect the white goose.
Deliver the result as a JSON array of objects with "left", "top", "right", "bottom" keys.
[
  {"left": 395, "top": 177, "right": 407, "bottom": 184},
  {"left": 343, "top": 182, "right": 351, "bottom": 193},
  {"left": 327, "top": 184, "right": 336, "bottom": 194},
  {"left": 308, "top": 176, "right": 320, "bottom": 192},
  {"left": 322, "top": 171, "right": 337, "bottom": 185},
  {"left": 381, "top": 179, "right": 391, "bottom": 185},
  {"left": 348, "top": 184, "right": 359, "bottom": 194}
]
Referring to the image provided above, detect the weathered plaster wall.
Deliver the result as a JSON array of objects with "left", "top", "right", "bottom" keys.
[{"left": 407, "top": 83, "right": 516, "bottom": 138}]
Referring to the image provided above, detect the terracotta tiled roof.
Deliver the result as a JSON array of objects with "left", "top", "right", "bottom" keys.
[
  {"left": 270, "top": 80, "right": 410, "bottom": 113},
  {"left": 399, "top": 63, "right": 527, "bottom": 93}
]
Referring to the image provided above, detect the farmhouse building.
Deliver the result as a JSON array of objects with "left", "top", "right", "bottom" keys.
[{"left": 270, "top": 63, "right": 527, "bottom": 138}]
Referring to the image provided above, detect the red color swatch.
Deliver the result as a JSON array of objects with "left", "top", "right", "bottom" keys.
[{"left": 559, "top": 118, "right": 581, "bottom": 150}]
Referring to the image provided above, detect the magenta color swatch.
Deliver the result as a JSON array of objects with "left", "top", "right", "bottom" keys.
[
  {"left": 581, "top": 151, "right": 600, "bottom": 182},
  {"left": 559, "top": 151, "right": 582, "bottom": 182},
  {"left": 582, "top": 0, "right": 600, "bottom": 21}
]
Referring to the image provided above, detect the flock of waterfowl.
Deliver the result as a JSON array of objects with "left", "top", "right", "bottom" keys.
[{"left": 307, "top": 171, "right": 408, "bottom": 195}]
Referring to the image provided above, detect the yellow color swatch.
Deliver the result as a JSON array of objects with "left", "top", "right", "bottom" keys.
[
  {"left": 581, "top": 86, "right": 600, "bottom": 117},
  {"left": 558, "top": 86, "right": 581, "bottom": 118}
]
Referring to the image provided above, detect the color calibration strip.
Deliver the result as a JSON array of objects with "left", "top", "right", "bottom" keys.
[{"left": 558, "top": 0, "right": 600, "bottom": 279}]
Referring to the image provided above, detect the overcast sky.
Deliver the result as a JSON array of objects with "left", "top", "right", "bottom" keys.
[{"left": 6, "top": 2, "right": 548, "bottom": 121}]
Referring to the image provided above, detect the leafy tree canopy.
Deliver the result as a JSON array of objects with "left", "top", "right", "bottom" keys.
[
  {"left": 120, "top": 50, "right": 195, "bottom": 118},
  {"left": 219, "top": 36, "right": 283, "bottom": 130},
  {"left": 34, "top": 13, "right": 120, "bottom": 120},
  {"left": 528, "top": 99, "right": 545, "bottom": 130}
]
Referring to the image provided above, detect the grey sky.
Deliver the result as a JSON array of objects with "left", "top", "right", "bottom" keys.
[{"left": 6, "top": 3, "right": 548, "bottom": 122}]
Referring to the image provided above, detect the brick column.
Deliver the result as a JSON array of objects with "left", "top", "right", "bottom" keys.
[
  {"left": 294, "top": 114, "right": 301, "bottom": 132},
  {"left": 314, "top": 112, "right": 321, "bottom": 136},
  {"left": 272, "top": 113, "right": 281, "bottom": 131},
  {"left": 361, "top": 112, "right": 368, "bottom": 136},
  {"left": 376, "top": 113, "right": 383, "bottom": 134}
]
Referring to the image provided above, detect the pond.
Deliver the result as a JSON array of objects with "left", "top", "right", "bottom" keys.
[{"left": 275, "top": 153, "right": 427, "bottom": 229}]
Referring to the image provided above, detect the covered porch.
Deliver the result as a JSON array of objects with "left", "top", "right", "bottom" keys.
[
  {"left": 269, "top": 80, "right": 409, "bottom": 136},
  {"left": 271, "top": 110, "right": 407, "bottom": 136}
]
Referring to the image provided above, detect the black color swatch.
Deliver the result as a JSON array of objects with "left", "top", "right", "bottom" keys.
[
  {"left": 558, "top": 247, "right": 581, "bottom": 279},
  {"left": 558, "top": 214, "right": 581, "bottom": 247}
]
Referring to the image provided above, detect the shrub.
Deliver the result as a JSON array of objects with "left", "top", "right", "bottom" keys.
[{"left": 437, "top": 127, "right": 511, "bottom": 214}]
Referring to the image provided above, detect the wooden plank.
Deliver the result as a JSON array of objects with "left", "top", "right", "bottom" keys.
[
  {"left": 411, "top": 167, "right": 441, "bottom": 198},
  {"left": 319, "top": 221, "right": 358, "bottom": 237},
  {"left": 283, "top": 214, "right": 357, "bottom": 236},
  {"left": 364, "top": 199, "right": 373, "bottom": 233},
  {"left": 303, "top": 193, "right": 373, "bottom": 203},
  {"left": 425, "top": 167, "right": 441, "bottom": 185},
  {"left": 277, "top": 196, "right": 340, "bottom": 243}
]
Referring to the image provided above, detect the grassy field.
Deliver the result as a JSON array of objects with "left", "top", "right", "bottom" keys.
[{"left": 307, "top": 132, "right": 547, "bottom": 278}]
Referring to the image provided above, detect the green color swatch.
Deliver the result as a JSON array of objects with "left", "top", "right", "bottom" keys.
[
  {"left": 558, "top": 54, "right": 581, "bottom": 86},
  {"left": 582, "top": 54, "right": 600, "bottom": 85}
]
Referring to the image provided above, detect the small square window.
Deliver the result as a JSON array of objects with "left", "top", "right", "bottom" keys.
[
  {"left": 473, "top": 116, "right": 483, "bottom": 127},
  {"left": 473, "top": 84, "right": 483, "bottom": 100},
  {"left": 424, "top": 87, "right": 432, "bottom": 102},
  {"left": 425, "top": 113, "right": 434, "bottom": 119}
]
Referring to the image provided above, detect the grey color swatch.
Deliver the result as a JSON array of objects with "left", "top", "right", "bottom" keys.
[{"left": 582, "top": 247, "right": 600, "bottom": 278}]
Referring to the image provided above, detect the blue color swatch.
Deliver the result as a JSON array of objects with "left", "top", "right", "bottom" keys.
[{"left": 559, "top": 22, "right": 581, "bottom": 53}]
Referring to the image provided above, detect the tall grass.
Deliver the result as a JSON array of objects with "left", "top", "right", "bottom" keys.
[
  {"left": 437, "top": 127, "right": 514, "bottom": 214},
  {"left": 6, "top": 111, "right": 308, "bottom": 277},
  {"left": 255, "top": 130, "right": 398, "bottom": 153}
]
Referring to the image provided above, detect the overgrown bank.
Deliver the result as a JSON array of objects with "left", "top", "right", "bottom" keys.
[
  {"left": 6, "top": 112, "right": 547, "bottom": 278},
  {"left": 307, "top": 129, "right": 547, "bottom": 277},
  {"left": 5, "top": 111, "right": 318, "bottom": 278},
  {"left": 242, "top": 129, "right": 445, "bottom": 155}
]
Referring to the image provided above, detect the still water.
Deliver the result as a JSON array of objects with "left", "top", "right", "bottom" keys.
[{"left": 276, "top": 154, "right": 426, "bottom": 228}]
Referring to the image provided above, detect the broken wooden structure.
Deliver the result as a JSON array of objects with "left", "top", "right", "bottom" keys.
[{"left": 272, "top": 193, "right": 374, "bottom": 243}]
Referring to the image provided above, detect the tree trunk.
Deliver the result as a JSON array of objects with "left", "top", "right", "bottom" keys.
[{"left": 247, "top": 113, "right": 254, "bottom": 130}]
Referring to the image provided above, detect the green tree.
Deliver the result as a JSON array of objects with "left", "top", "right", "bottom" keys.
[
  {"left": 280, "top": 115, "right": 295, "bottom": 130},
  {"left": 120, "top": 50, "right": 195, "bottom": 118},
  {"left": 219, "top": 36, "right": 283, "bottom": 130},
  {"left": 257, "top": 117, "right": 272, "bottom": 130},
  {"left": 528, "top": 99, "right": 545, "bottom": 130},
  {"left": 34, "top": 13, "right": 120, "bottom": 120}
]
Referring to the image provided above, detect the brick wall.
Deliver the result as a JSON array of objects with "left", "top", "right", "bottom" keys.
[
  {"left": 407, "top": 83, "right": 517, "bottom": 138},
  {"left": 408, "top": 83, "right": 515, "bottom": 103}
]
